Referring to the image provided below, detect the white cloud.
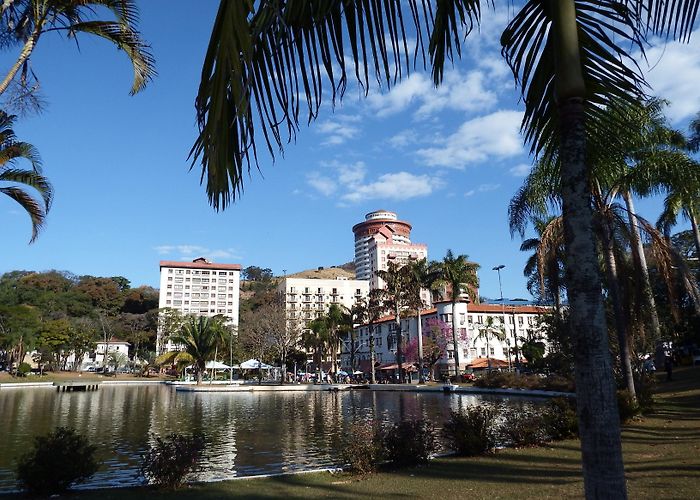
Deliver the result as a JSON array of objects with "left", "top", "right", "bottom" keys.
[
  {"left": 388, "top": 129, "right": 419, "bottom": 149},
  {"left": 368, "top": 69, "right": 498, "bottom": 118},
  {"left": 306, "top": 173, "right": 337, "bottom": 196},
  {"left": 465, "top": 183, "right": 501, "bottom": 197},
  {"left": 509, "top": 163, "right": 531, "bottom": 177},
  {"left": 417, "top": 110, "right": 524, "bottom": 168},
  {"left": 644, "top": 31, "right": 700, "bottom": 123},
  {"left": 306, "top": 160, "right": 443, "bottom": 203},
  {"left": 316, "top": 120, "right": 359, "bottom": 145},
  {"left": 154, "top": 245, "right": 242, "bottom": 261},
  {"left": 342, "top": 172, "right": 444, "bottom": 203}
]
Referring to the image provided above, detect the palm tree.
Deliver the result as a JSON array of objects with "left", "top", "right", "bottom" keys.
[
  {"left": 192, "top": 2, "right": 700, "bottom": 496},
  {"left": 325, "top": 303, "right": 351, "bottom": 376},
  {"left": 375, "top": 260, "right": 414, "bottom": 383},
  {"left": 0, "top": 111, "right": 51, "bottom": 242},
  {"left": 0, "top": 0, "right": 155, "bottom": 99},
  {"left": 408, "top": 258, "right": 440, "bottom": 383},
  {"left": 303, "top": 316, "right": 330, "bottom": 382},
  {"left": 366, "top": 288, "right": 383, "bottom": 384},
  {"left": 472, "top": 317, "right": 506, "bottom": 371},
  {"left": 170, "top": 316, "right": 225, "bottom": 385},
  {"left": 433, "top": 250, "right": 479, "bottom": 377},
  {"left": 520, "top": 216, "right": 565, "bottom": 312}
]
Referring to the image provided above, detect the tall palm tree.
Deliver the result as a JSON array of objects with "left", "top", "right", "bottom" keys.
[
  {"left": 0, "top": 111, "right": 51, "bottom": 242},
  {"left": 520, "top": 216, "right": 565, "bottom": 312},
  {"left": 408, "top": 258, "right": 440, "bottom": 383},
  {"left": 433, "top": 250, "right": 479, "bottom": 377},
  {"left": 303, "top": 316, "right": 330, "bottom": 381},
  {"left": 192, "top": 2, "right": 700, "bottom": 496},
  {"left": 0, "top": 0, "right": 155, "bottom": 99},
  {"left": 375, "top": 260, "right": 414, "bottom": 383},
  {"left": 326, "top": 303, "right": 351, "bottom": 375},
  {"left": 366, "top": 288, "right": 383, "bottom": 384},
  {"left": 170, "top": 316, "right": 225, "bottom": 385}
]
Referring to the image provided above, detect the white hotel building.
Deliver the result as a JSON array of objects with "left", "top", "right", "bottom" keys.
[
  {"left": 343, "top": 299, "right": 549, "bottom": 376},
  {"left": 276, "top": 274, "right": 370, "bottom": 333},
  {"left": 158, "top": 257, "right": 241, "bottom": 353},
  {"left": 353, "top": 210, "right": 428, "bottom": 280}
]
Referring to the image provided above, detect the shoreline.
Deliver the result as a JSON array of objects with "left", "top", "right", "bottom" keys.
[{"left": 0, "top": 379, "right": 574, "bottom": 398}]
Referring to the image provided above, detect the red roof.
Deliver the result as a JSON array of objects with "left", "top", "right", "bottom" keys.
[
  {"left": 160, "top": 260, "right": 241, "bottom": 271},
  {"left": 468, "top": 357, "right": 509, "bottom": 369}
]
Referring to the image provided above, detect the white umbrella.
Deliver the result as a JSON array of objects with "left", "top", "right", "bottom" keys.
[
  {"left": 205, "top": 360, "right": 231, "bottom": 370},
  {"left": 353, "top": 370, "right": 364, "bottom": 375},
  {"left": 240, "top": 359, "right": 274, "bottom": 370}
]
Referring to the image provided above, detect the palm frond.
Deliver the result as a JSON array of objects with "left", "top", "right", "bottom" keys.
[
  {"left": 191, "top": 0, "right": 486, "bottom": 210},
  {"left": 68, "top": 21, "right": 155, "bottom": 95},
  {"left": 501, "top": 0, "right": 647, "bottom": 158},
  {"left": 0, "top": 185, "right": 47, "bottom": 242}
]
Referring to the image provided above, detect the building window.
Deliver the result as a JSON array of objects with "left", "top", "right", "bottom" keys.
[
  {"left": 480, "top": 347, "right": 486, "bottom": 356},
  {"left": 168, "top": 269, "right": 173, "bottom": 274}
]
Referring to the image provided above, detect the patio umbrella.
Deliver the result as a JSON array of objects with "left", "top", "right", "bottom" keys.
[
  {"left": 205, "top": 360, "right": 231, "bottom": 370},
  {"left": 240, "top": 359, "right": 274, "bottom": 370}
]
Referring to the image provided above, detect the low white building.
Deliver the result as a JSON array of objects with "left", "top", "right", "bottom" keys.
[
  {"left": 63, "top": 340, "right": 131, "bottom": 371},
  {"left": 343, "top": 299, "right": 549, "bottom": 377}
]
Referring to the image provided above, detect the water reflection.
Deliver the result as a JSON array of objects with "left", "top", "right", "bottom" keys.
[{"left": 0, "top": 385, "right": 537, "bottom": 492}]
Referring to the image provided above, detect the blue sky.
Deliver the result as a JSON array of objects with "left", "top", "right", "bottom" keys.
[{"left": 2, "top": 2, "right": 700, "bottom": 300}]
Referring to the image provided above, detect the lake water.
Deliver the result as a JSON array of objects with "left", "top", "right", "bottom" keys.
[{"left": 0, "top": 384, "right": 537, "bottom": 492}]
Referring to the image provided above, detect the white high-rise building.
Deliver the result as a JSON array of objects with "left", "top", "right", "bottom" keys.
[
  {"left": 352, "top": 210, "right": 416, "bottom": 280},
  {"left": 352, "top": 209, "right": 429, "bottom": 304},
  {"left": 158, "top": 257, "right": 241, "bottom": 353},
  {"left": 277, "top": 274, "right": 370, "bottom": 334}
]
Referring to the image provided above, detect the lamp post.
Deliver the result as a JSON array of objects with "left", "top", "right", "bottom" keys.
[{"left": 492, "top": 265, "right": 519, "bottom": 372}]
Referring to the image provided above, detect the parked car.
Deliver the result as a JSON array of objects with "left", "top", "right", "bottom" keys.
[{"left": 692, "top": 349, "right": 700, "bottom": 366}]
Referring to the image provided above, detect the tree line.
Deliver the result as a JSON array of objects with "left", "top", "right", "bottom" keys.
[{"left": 0, "top": 270, "right": 159, "bottom": 373}]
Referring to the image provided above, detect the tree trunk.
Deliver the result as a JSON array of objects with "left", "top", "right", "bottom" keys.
[
  {"left": 688, "top": 206, "right": 700, "bottom": 261},
  {"left": 349, "top": 330, "right": 356, "bottom": 373},
  {"left": 395, "top": 306, "right": 403, "bottom": 383},
  {"left": 0, "top": 28, "right": 41, "bottom": 96},
  {"left": 417, "top": 309, "right": 425, "bottom": 383},
  {"left": 369, "top": 323, "right": 376, "bottom": 384},
  {"left": 553, "top": 2, "right": 627, "bottom": 497},
  {"left": 559, "top": 98, "right": 628, "bottom": 499},
  {"left": 196, "top": 369, "right": 203, "bottom": 385},
  {"left": 623, "top": 190, "right": 662, "bottom": 341},
  {"left": 451, "top": 300, "right": 460, "bottom": 377},
  {"left": 600, "top": 215, "right": 637, "bottom": 402}
]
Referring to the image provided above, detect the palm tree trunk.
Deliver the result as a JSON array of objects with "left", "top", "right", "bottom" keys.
[
  {"left": 688, "top": 206, "right": 700, "bottom": 260},
  {"left": 623, "top": 191, "right": 662, "bottom": 341},
  {"left": 395, "top": 306, "right": 403, "bottom": 383},
  {"left": 369, "top": 323, "right": 376, "bottom": 384},
  {"left": 417, "top": 309, "right": 425, "bottom": 383},
  {"left": 0, "top": 28, "right": 41, "bottom": 96},
  {"left": 451, "top": 300, "right": 460, "bottom": 377},
  {"left": 600, "top": 216, "right": 637, "bottom": 402},
  {"left": 553, "top": 2, "right": 626, "bottom": 497}
]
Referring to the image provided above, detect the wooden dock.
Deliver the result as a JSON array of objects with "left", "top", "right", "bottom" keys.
[{"left": 53, "top": 381, "right": 100, "bottom": 392}]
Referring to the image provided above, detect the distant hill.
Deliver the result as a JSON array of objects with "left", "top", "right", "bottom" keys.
[{"left": 286, "top": 265, "right": 356, "bottom": 280}]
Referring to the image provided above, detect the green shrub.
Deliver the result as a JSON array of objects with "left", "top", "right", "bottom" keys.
[
  {"left": 442, "top": 405, "right": 498, "bottom": 456},
  {"left": 15, "top": 426, "right": 99, "bottom": 495},
  {"left": 498, "top": 407, "right": 548, "bottom": 447},
  {"left": 140, "top": 432, "right": 205, "bottom": 489},
  {"left": 617, "top": 389, "right": 640, "bottom": 423},
  {"left": 16, "top": 362, "right": 31, "bottom": 377},
  {"left": 382, "top": 419, "right": 437, "bottom": 467},
  {"left": 340, "top": 422, "right": 384, "bottom": 474},
  {"left": 542, "top": 397, "right": 578, "bottom": 440},
  {"left": 635, "top": 373, "right": 655, "bottom": 414},
  {"left": 473, "top": 371, "right": 575, "bottom": 393}
]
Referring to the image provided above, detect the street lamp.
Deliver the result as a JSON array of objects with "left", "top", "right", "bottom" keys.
[
  {"left": 492, "top": 265, "right": 520, "bottom": 372},
  {"left": 492, "top": 265, "right": 505, "bottom": 301}
]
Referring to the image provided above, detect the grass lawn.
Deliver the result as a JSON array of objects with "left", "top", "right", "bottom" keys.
[{"left": 21, "top": 367, "right": 700, "bottom": 499}]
